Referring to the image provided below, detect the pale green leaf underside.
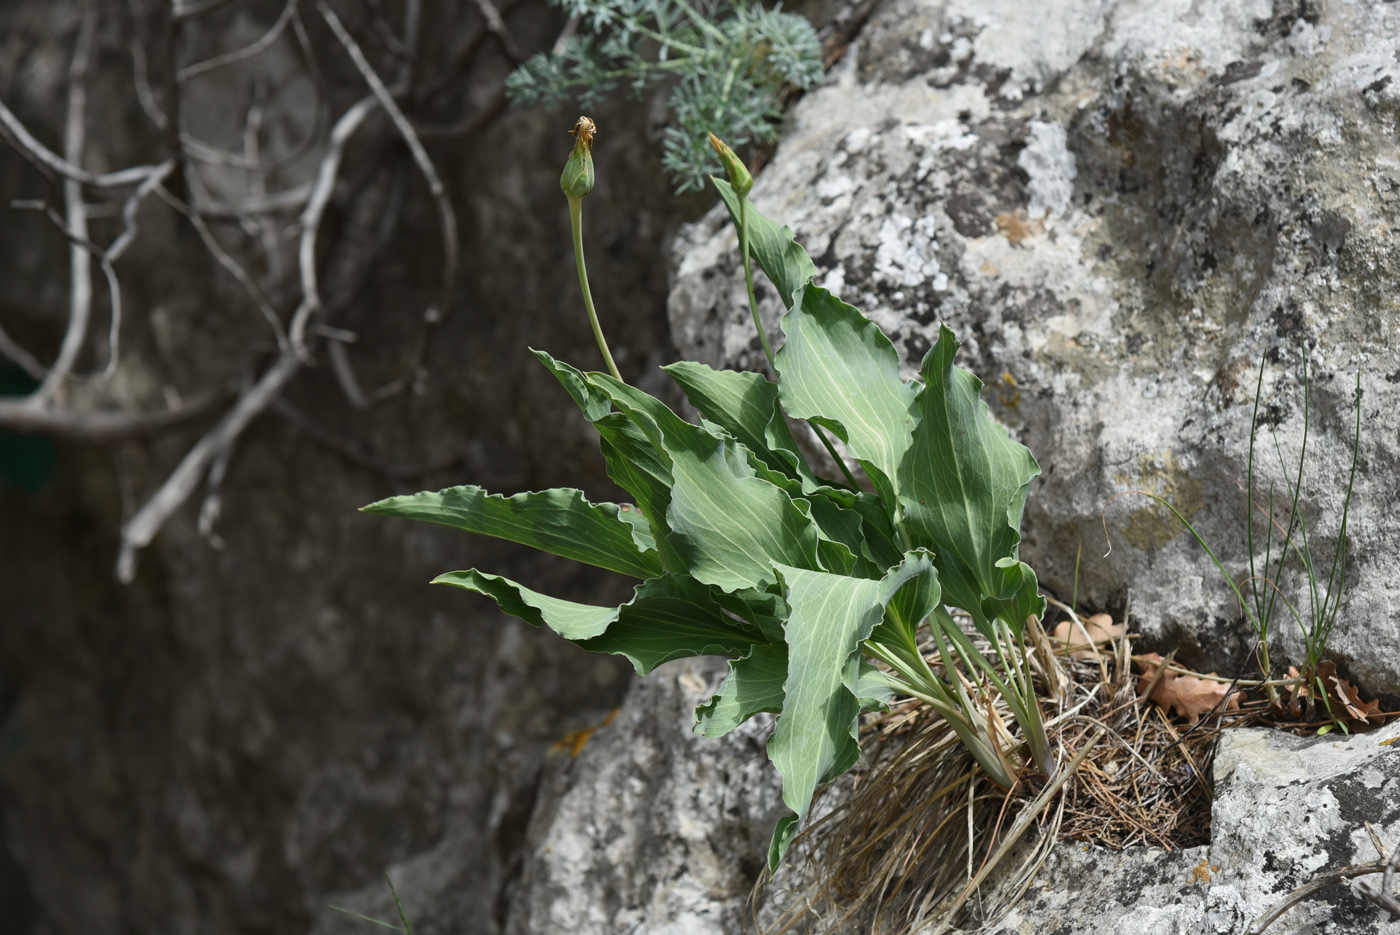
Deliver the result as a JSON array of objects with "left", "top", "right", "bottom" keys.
[
  {"left": 776, "top": 285, "right": 919, "bottom": 495},
  {"left": 694, "top": 642, "right": 788, "bottom": 737},
  {"left": 854, "top": 659, "right": 898, "bottom": 712},
  {"left": 363, "top": 485, "right": 661, "bottom": 579},
  {"left": 435, "top": 569, "right": 617, "bottom": 639}
]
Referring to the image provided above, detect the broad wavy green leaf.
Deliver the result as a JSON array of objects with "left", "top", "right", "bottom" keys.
[
  {"left": 579, "top": 574, "right": 764, "bottom": 673},
  {"left": 775, "top": 285, "right": 919, "bottom": 505},
  {"left": 663, "top": 360, "right": 817, "bottom": 487},
  {"left": 434, "top": 568, "right": 618, "bottom": 639},
  {"left": 897, "top": 324, "right": 1042, "bottom": 635},
  {"left": 363, "top": 486, "right": 662, "bottom": 579},
  {"left": 712, "top": 179, "right": 816, "bottom": 310},
  {"left": 435, "top": 570, "right": 760, "bottom": 674},
  {"left": 765, "top": 551, "right": 937, "bottom": 868},
  {"left": 694, "top": 642, "right": 788, "bottom": 737},
  {"left": 589, "top": 374, "right": 822, "bottom": 592}
]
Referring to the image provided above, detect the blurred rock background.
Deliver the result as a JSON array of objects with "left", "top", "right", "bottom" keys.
[{"left": 0, "top": 1, "right": 705, "bottom": 932}]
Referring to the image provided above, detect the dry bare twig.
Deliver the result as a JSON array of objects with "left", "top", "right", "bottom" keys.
[
  {"left": 0, "top": 0, "right": 537, "bottom": 579},
  {"left": 318, "top": 1, "right": 459, "bottom": 396}
]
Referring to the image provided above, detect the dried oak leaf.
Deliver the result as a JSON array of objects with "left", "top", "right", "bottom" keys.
[
  {"left": 1288, "top": 662, "right": 1385, "bottom": 728},
  {"left": 1137, "top": 653, "right": 1240, "bottom": 725},
  {"left": 1051, "top": 613, "right": 1125, "bottom": 660}
]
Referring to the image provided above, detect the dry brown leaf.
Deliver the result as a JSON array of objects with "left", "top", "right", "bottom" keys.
[
  {"left": 1137, "top": 653, "right": 1240, "bottom": 725},
  {"left": 1287, "top": 662, "right": 1385, "bottom": 728},
  {"left": 1052, "top": 613, "right": 1125, "bottom": 660}
]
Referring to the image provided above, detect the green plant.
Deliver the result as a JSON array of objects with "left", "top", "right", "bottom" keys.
[
  {"left": 1106, "top": 346, "right": 1363, "bottom": 730},
  {"left": 506, "top": 0, "right": 823, "bottom": 192},
  {"left": 1244, "top": 349, "right": 1362, "bottom": 728},
  {"left": 365, "top": 129, "right": 1054, "bottom": 869}
]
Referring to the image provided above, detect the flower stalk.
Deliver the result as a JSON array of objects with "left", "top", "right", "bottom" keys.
[
  {"left": 709, "top": 132, "right": 859, "bottom": 490},
  {"left": 563, "top": 117, "right": 622, "bottom": 382}
]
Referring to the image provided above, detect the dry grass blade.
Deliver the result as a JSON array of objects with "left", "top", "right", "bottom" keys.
[{"left": 751, "top": 606, "right": 1248, "bottom": 935}]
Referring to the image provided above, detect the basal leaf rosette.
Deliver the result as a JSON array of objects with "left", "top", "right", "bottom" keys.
[{"left": 367, "top": 191, "right": 1054, "bottom": 869}]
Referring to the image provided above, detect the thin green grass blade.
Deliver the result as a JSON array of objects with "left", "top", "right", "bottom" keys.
[
  {"left": 329, "top": 906, "right": 406, "bottom": 933},
  {"left": 385, "top": 874, "right": 415, "bottom": 935},
  {"left": 1312, "top": 370, "right": 1362, "bottom": 667}
]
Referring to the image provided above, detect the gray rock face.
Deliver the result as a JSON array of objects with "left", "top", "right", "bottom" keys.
[
  {"left": 988, "top": 724, "right": 1400, "bottom": 935},
  {"left": 507, "top": 671, "right": 1400, "bottom": 935},
  {"left": 493, "top": 0, "right": 1400, "bottom": 930},
  {"left": 502, "top": 657, "right": 784, "bottom": 935},
  {"left": 670, "top": 0, "right": 1400, "bottom": 692}
]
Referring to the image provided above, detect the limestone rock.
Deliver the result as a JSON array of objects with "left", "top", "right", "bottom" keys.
[
  {"left": 670, "top": 0, "right": 1400, "bottom": 691},
  {"left": 503, "top": 683, "right": 1400, "bottom": 934},
  {"left": 987, "top": 723, "right": 1400, "bottom": 934},
  {"left": 502, "top": 657, "right": 785, "bottom": 935}
]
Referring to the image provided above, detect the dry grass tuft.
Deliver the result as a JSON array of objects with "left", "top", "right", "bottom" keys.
[{"left": 752, "top": 609, "right": 1254, "bottom": 935}]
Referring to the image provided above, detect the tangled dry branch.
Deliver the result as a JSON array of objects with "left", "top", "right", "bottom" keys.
[{"left": 0, "top": 0, "right": 559, "bottom": 581}]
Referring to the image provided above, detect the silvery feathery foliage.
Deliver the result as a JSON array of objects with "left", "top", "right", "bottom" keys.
[{"left": 506, "top": 0, "right": 822, "bottom": 192}]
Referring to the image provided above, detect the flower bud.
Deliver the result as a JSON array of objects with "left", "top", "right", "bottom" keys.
[
  {"left": 708, "top": 132, "right": 752, "bottom": 197},
  {"left": 561, "top": 116, "right": 597, "bottom": 199}
]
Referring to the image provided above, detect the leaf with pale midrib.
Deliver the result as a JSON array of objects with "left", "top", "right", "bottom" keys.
[
  {"left": 764, "top": 551, "right": 938, "bottom": 868},
  {"left": 897, "top": 324, "right": 1042, "bottom": 634},
  {"left": 775, "top": 285, "right": 919, "bottom": 508},
  {"left": 363, "top": 486, "right": 661, "bottom": 579}
]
